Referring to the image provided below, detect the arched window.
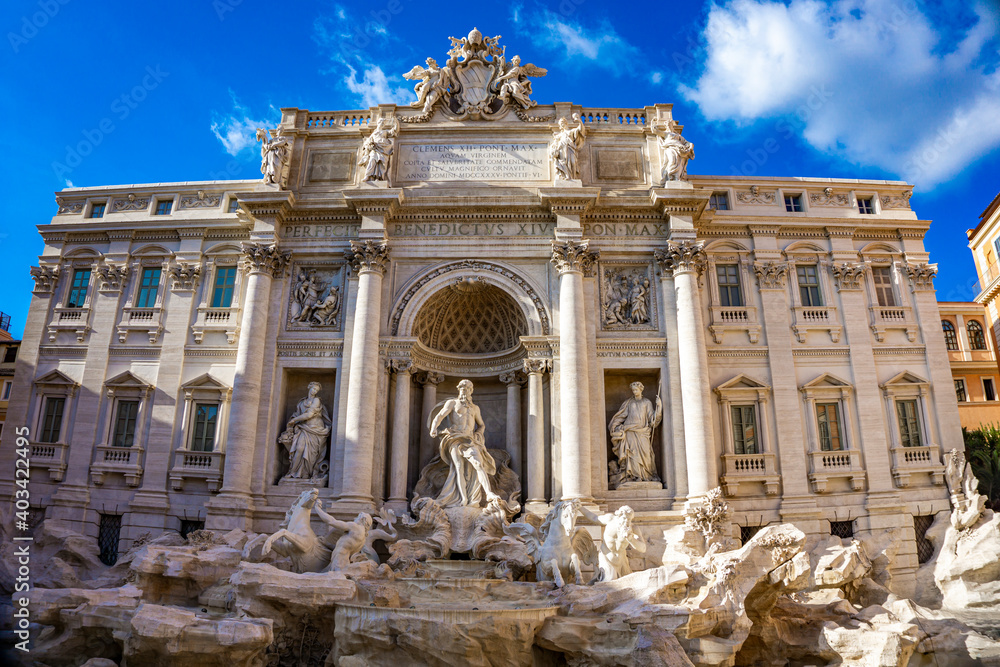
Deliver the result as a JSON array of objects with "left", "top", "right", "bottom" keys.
[
  {"left": 942, "top": 320, "right": 958, "bottom": 350},
  {"left": 968, "top": 320, "right": 987, "bottom": 350}
]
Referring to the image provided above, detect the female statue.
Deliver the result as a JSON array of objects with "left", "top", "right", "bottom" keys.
[{"left": 281, "top": 382, "right": 331, "bottom": 480}]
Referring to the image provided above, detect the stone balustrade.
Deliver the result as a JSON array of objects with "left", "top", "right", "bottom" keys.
[
  {"left": 90, "top": 445, "right": 144, "bottom": 487},
  {"left": 170, "top": 449, "right": 225, "bottom": 493}
]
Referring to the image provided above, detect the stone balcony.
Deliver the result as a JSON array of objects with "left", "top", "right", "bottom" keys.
[
  {"left": 720, "top": 452, "right": 779, "bottom": 496},
  {"left": 191, "top": 306, "right": 241, "bottom": 344},
  {"left": 808, "top": 449, "right": 865, "bottom": 493},
  {"left": 792, "top": 306, "right": 842, "bottom": 343},
  {"left": 169, "top": 449, "right": 225, "bottom": 492},
  {"left": 90, "top": 445, "right": 144, "bottom": 487},
  {"left": 30, "top": 441, "right": 68, "bottom": 482},
  {"left": 889, "top": 445, "right": 946, "bottom": 488},
  {"left": 709, "top": 305, "right": 761, "bottom": 344},
  {"left": 869, "top": 305, "right": 917, "bottom": 342},
  {"left": 47, "top": 306, "right": 91, "bottom": 343},
  {"left": 117, "top": 306, "right": 164, "bottom": 344}
]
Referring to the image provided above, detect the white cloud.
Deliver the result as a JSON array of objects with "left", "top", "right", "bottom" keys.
[
  {"left": 210, "top": 92, "right": 279, "bottom": 156},
  {"left": 681, "top": 0, "right": 1000, "bottom": 186},
  {"left": 64, "top": 179, "right": 74, "bottom": 188},
  {"left": 521, "top": 10, "right": 640, "bottom": 76},
  {"left": 342, "top": 63, "right": 409, "bottom": 108}
]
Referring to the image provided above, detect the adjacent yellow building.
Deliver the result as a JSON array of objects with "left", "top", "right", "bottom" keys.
[{"left": 938, "top": 301, "right": 1000, "bottom": 430}]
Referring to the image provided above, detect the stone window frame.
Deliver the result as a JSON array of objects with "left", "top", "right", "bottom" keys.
[
  {"left": 880, "top": 371, "right": 945, "bottom": 488},
  {"left": 87, "top": 198, "right": 109, "bottom": 219},
  {"left": 192, "top": 246, "right": 245, "bottom": 344},
  {"left": 704, "top": 241, "right": 760, "bottom": 344},
  {"left": 708, "top": 189, "right": 731, "bottom": 211},
  {"left": 27, "top": 369, "right": 80, "bottom": 483},
  {"left": 117, "top": 247, "right": 172, "bottom": 344},
  {"left": 982, "top": 376, "right": 997, "bottom": 402},
  {"left": 46, "top": 250, "right": 102, "bottom": 343},
  {"left": 152, "top": 195, "right": 177, "bottom": 216},
  {"left": 783, "top": 242, "right": 841, "bottom": 343},
  {"left": 800, "top": 372, "right": 865, "bottom": 493},
  {"left": 169, "top": 373, "right": 232, "bottom": 493},
  {"left": 90, "top": 370, "right": 153, "bottom": 487},
  {"left": 780, "top": 190, "right": 806, "bottom": 213},
  {"left": 854, "top": 191, "right": 880, "bottom": 215},
  {"left": 859, "top": 243, "right": 916, "bottom": 343},
  {"left": 714, "top": 373, "right": 779, "bottom": 496},
  {"left": 954, "top": 378, "right": 967, "bottom": 402},
  {"left": 967, "top": 319, "right": 988, "bottom": 350},
  {"left": 942, "top": 320, "right": 958, "bottom": 350}
]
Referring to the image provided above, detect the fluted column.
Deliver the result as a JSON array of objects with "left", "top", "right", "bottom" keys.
[
  {"left": 387, "top": 359, "right": 413, "bottom": 513},
  {"left": 500, "top": 370, "right": 525, "bottom": 483},
  {"left": 339, "top": 240, "right": 390, "bottom": 509},
  {"left": 417, "top": 371, "right": 445, "bottom": 471},
  {"left": 551, "top": 240, "right": 600, "bottom": 501},
  {"left": 211, "top": 244, "right": 288, "bottom": 525},
  {"left": 524, "top": 358, "right": 550, "bottom": 509},
  {"left": 655, "top": 242, "right": 717, "bottom": 499}
]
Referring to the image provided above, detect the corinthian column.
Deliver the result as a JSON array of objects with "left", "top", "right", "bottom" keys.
[
  {"left": 387, "top": 359, "right": 413, "bottom": 513},
  {"left": 339, "top": 240, "right": 390, "bottom": 510},
  {"left": 417, "top": 371, "right": 445, "bottom": 471},
  {"left": 499, "top": 370, "right": 525, "bottom": 483},
  {"left": 209, "top": 243, "right": 288, "bottom": 529},
  {"left": 551, "top": 240, "right": 599, "bottom": 501},
  {"left": 523, "top": 358, "right": 550, "bottom": 510},
  {"left": 655, "top": 241, "right": 717, "bottom": 499}
]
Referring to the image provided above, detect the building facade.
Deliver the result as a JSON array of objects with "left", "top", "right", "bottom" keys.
[
  {"left": 938, "top": 301, "right": 1000, "bottom": 430},
  {"left": 0, "top": 318, "right": 19, "bottom": 443},
  {"left": 1, "top": 35, "right": 959, "bottom": 590}
]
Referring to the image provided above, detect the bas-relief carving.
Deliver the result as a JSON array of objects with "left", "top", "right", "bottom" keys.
[
  {"left": 599, "top": 263, "right": 655, "bottom": 330},
  {"left": 810, "top": 187, "right": 849, "bottom": 207},
  {"left": 549, "top": 114, "right": 587, "bottom": 181},
  {"left": 277, "top": 382, "right": 331, "bottom": 484},
  {"left": 737, "top": 185, "right": 777, "bottom": 205},
  {"left": 179, "top": 191, "right": 221, "bottom": 209},
  {"left": 55, "top": 197, "right": 84, "bottom": 215},
  {"left": 287, "top": 265, "right": 344, "bottom": 330},
  {"left": 113, "top": 193, "right": 149, "bottom": 211},
  {"left": 654, "top": 122, "right": 695, "bottom": 183},
  {"left": 880, "top": 192, "right": 912, "bottom": 209},
  {"left": 257, "top": 128, "right": 290, "bottom": 188},
  {"left": 358, "top": 116, "right": 399, "bottom": 182},
  {"left": 608, "top": 381, "right": 662, "bottom": 489}
]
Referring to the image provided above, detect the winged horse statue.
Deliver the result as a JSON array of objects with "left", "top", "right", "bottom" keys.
[{"left": 506, "top": 498, "right": 597, "bottom": 586}]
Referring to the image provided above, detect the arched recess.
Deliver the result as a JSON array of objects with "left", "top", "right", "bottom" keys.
[{"left": 391, "top": 260, "right": 551, "bottom": 338}]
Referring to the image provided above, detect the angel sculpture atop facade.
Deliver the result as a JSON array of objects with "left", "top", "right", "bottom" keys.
[
  {"left": 256, "top": 128, "right": 289, "bottom": 188},
  {"left": 358, "top": 116, "right": 399, "bottom": 182},
  {"left": 655, "top": 122, "right": 695, "bottom": 183},
  {"left": 549, "top": 113, "right": 587, "bottom": 180},
  {"left": 495, "top": 55, "right": 547, "bottom": 109},
  {"left": 403, "top": 57, "right": 454, "bottom": 115}
]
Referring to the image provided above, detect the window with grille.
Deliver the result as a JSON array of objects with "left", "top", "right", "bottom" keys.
[
  {"left": 709, "top": 192, "right": 729, "bottom": 210},
  {"left": 984, "top": 378, "right": 997, "bottom": 402},
  {"left": 66, "top": 268, "right": 91, "bottom": 308},
  {"left": 112, "top": 400, "right": 139, "bottom": 447},
  {"left": 896, "top": 400, "right": 922, "bottom": 447},
  {"left": 955, "top": 379, "right": 967, "bottom": 402},
  {"left": 942, "top": 320, "right": 958, "bottom": 350},
  {"left": 180, "top": 520, "right": 205, "bottom": 539},
  {"left": 731, "top": 405, "right": 758, "bottom": 455},
  {"left": 968, "top": 320, "right": 987, "bottom": 350},
  {"left": 136, "top": 268, "right": 161, "bottom": 308},
  {"left": 716, "top": 264, "right": 743, "bottom": 307},
  {"left": 796, "top": 265, "right": 823, "bottom": 306},
  {"left": 858, "top": 197, "right": 874, "bottom": 214},
  {"left": 191, "top": 403, "right": 219, "bottom": 452},
  {"left": 913, "top": 515, "right": 935, "bottom": 564},
  {"left": 40, "top": 397, "right": 65, "bottom": 443},
  {"left": 830, "top": 520, "right": 854, "bottom": 539},
  {"left": 98, "top": 514, "right": 122, "bottom": 566},
  {"left": 740, "top": 525, "right": 763, "bottom": 545},
  {"left": 872, "top": 266, "right": 896, "bottom": 307},
  {"left": 816, "top": 402, "right": 843, "bottom": 451},
  {"left": 211, "top": 266, "right": 237, "bottom": 308},
  {"left": 784, "top": 194, "right": 803, "bottom": 212}
]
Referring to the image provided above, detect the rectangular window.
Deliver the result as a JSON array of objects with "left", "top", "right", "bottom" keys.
[
  {"left": 784, "top": 194, "right": 803, "bottom": 212},
  {"left": 956, "top": 379, "right": 967, "bottom": 402},
  {"left": 2, "top": 381, "right": 11, "bottom": 401},
  {"left": 191, "top": 403, "right": 219, "bottom": 452},
  {"left": 858, "top": 197, "right": 875, "bottom": 214},
  {"left": 716, "top": 264, "right": 743, "bottom": 307},
  {"left": 228, "top": 198, "right": 240, "bottom": 213},
  {"left": 135, "top": 267, "right": 161, "bottom": 308},
  {"left": 731, "top": 405, "right": 758, "bottom": 455},
  {"left": 154, "top": 200, "right": 172, "bottom": 215},
  {"left": 816, "top": 402, "right": 843, "bottom": 451},
  {"left": 984, "top": 378, "right": 997, "bottom": 402},
  {"left": 872, "top": 266, "right": 896, "bottom": 307},
  {"left": 994, "top": 238, "right": 1000, "bottom": 266},
  {"left": 797, "top": 265, "right": 823, "bottom": 307},
  {"left": 710, "top": 192, "right": 729, "bottom": 210},
  {"left": 40, "top": 397, "right": 65, "bottom": 443},
  {"left": 112, "top": 400, "right": 140, "bottom": 447},
  {"left": 2, "top": 345, "right": 17, "bottom": 363},
  {"left": 896, "top": 399, "right": 922, "bottom": 447},
  {"left": 66, "top": 268, "right": 91, "bottom": 308},
  {"left": 89, "top": 203, "right": 106, "bottom": 218},
  {"left": 210, "top": 266, "right": 237, "bottom": 308}
]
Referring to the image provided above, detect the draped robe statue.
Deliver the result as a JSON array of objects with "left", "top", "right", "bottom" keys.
[
  {"left": 280, "top": 382, "right": 331, "bottom": 481},
  {"left": 429, "top": 379, "right": 500, "bottom": 508},
  {"left": 608, "top": 381, "right": 662, "bottom": 487}
]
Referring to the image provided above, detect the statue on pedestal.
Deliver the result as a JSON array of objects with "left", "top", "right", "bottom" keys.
[
  {"left": 256, "top": 128, "right": 290, "bottom": 188},
  {"left": 358, "top": 116, "right": 399, "bottom": 182},
  {"left": 429, "top": 379, "right": 500, "bottom": 508},
  {"left": 549, "top": 114, "right": 587, "bottom": 180},
  {"left": 655, "top": 122, "right": 695, "bottom": 183},
  {"left": 608, "top": 381, "right": 662, "bottom": 488},
  {"left": 278, "top": 382, "right": 331, "bottom": 482}
]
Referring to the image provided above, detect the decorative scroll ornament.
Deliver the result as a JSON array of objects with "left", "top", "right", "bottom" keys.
[
  {"left": 880, "top": 192, "right": 912, "bottom": 209},
  {"left": 169, "top": 263, "right": 202, "bottom": 291},
  {"left": 810, "top": 187, "right": 849, "bottom": 207},
  {"left": 358, "top": 117, "right": 399, "bottom": 182},
  {"left": 241, "top": 242, "right": 290, "bottom": 278},
  {"left": 30, "top": 265, "right": 59, "bottom": 293},
  {"left": 551, "top": 240, "right": 600, "bottom": 275},
  {"left": 736, "top": 185, "right": 776, "bottom": 205},
  {"left": 389, "top": 359, "right": 413, "bottom": 374},
  {"left": 180, "top": 191, "right": 221, "bottom": 209},
  {"left": 401, "top": 28, "right": 550, "bottom": 122},
  {"left": 905, "top": 262, "right": 937, "bottom": 290},
  {"left": 831, "top": 263, "right": 866, "bottom": 291},
  {"left": 654, "top": 122, "right": 695, "bottom": 183},
  {"left": 257, "top": 128, "right": 290, "bottom": 188},
  {"left": 523, "top": 358, "right": 551, "bottom": 374},
  {"left": 653, "top": 241, "right": 707, "bottom": 277},
  {"left": 499, "top": 370, "right": 525, "bottom": 386},
  {"left": 97, "top": 263, "right": 129, "bottom": 292},
  {"left": 113, "top": 193, "right": 149, "bottom": 212},
  {"left": 345, "top": 240, "right": 390, "bottom": 275},
  {"left": 753, "top": 261, "right": 789, "bottom": 289},
  {"left": 55, "top": 197, "right": 84, "bottom": 215}
]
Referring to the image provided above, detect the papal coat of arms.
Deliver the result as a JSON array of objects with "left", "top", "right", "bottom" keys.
[{"left": 402, "top": 28, "right": 550, "bottom": 122}]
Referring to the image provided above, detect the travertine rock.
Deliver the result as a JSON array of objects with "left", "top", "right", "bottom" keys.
[
  {"left": 130, "top": 543, "right": 242, "bottom": 605},
  {"left": 537, "top": 616, "right": 694, "bottom": 666},
  {"left": 934, "top": 509, "right": 1000, "bottom": 609},
  {"left": 230, "top": 561, "right": 357, "bottom": 619}
]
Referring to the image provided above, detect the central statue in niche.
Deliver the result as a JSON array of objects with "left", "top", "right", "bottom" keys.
[{"left": 429, "top": 379, "right": 500, "bottom": 507}]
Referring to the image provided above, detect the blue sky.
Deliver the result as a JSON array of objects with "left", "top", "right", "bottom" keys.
[{"left": 1, "top": 0, "right": 998, "bottom": 339}]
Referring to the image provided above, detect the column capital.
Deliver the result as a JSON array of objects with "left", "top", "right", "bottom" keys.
[
  {"left": 30, "top": 265, "right": 60, "bottom": 294},
  {"left": 551, "top": 240, "right": 599, "bottom": 276},
  {"left": 241, "top": 242, "right": 290, "bottom": 278},
  {"left": 654, "top": 241, "right": 707, "bottom": 277},
  {"left": 831, "top": 262, "right": 866, "bottom": 291},
  {"left": 523, "top": 358, "right": 551, "bottom": 375},
  {"left": 96, "top": 263, "right": 129, "bottom": 293},
  {"left": 389, "top": 358, "right": 414, "bottom": 374},
  {"left": 753, "top": 261, "right": 789, "bottom": 290},
  {"left": 169, "top": 262, "right": 202, "bottom": 292},
  {"left": 905, "top": 262, "right": 937, "bottom": 291},
  {"left": 499, "top": 370, "right": 526, "bottom": 386},
  {"left": 345, "top": 239, "right": 390, "bottom": 276},
  {"left": 416, "top": 370, "right": 445, "bottom": 386}
]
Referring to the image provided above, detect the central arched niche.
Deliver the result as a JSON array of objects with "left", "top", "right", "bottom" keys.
[{"left": 413, "top": 278, "right": 528, "bottom": 355}]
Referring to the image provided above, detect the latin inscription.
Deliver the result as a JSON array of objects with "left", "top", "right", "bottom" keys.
[
  {"left": 396, "top": 143, "right": 549, "bottom": 182},
  {"left": 282, "top": 221, "right": 668, "bottom": 239},
  {"left": 391, "top": 222, "right": 554, "bottom": 237}
]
